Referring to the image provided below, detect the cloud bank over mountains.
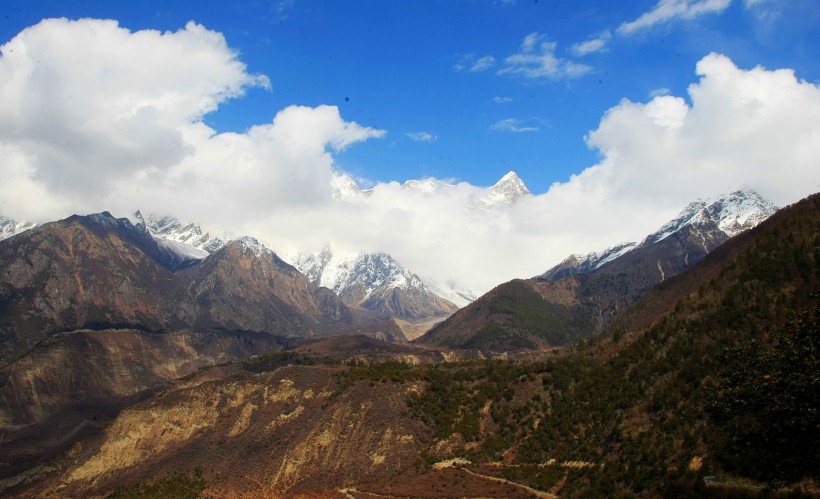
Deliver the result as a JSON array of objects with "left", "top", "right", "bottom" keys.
[{"left": 1, "top": 18, "right": 818, "bottom": 293}]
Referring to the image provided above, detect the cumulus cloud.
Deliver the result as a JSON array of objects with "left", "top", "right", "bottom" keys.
[
  {"left": 571, "top": 31, "right": 612, "bottom": 56},
  {"left": 0, "top": 18, "right": 383, "bottom": 226},
  {"left": 618, "top": 0, "right": 732, "bottom": 34},
  {"left": 490, "top": 118, "right": 540, "bottom": 133},
  {"left": 318, "top": 53, "right": 818, "bottom": 293},
  {"left": 494, "top": 96, "right": 513, "bottom": 104},
  {"left": 499, "top": 32, "right": 590, "bottom": 80},
  {"left": 1, "top": 19, "right": 818, "bottom": 297},
  {"left": 406, "top": 131, "right": 438, "bottom": 143}
]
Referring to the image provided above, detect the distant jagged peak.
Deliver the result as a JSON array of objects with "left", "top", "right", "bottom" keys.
[
  {"left": 291, "top": 247, "right": 435, "bottom": 298},
  {"left": 643, "top": 188, "right": 778, "bottom": 246},
  {"left": 0, "top": 215, "right": 37, "bottom": 241},
  {"left": 479, "top": 170, "right": 531, "bottom": 208},
  {"left": 322, "top": 251, "right": 424, "bottom": 297},
  {"left": 495, "top": 170, "right": 526, "bottom": 188},
  {"left": 708, "top": 189, "right": 779, "bottom": 237},
  {"left": 233, "top": 236, "right": 273, "bottom": 258},
  {"left": 538, "top": 187, "right": 778, "bottom": 280},
  {"left": 401, "top": 177, "right": 456, "bottom": 195},
  {"left": 332, "top": 174, "right": 373, "bottom": 200},
  {"left": 134, "top": 211, "right": 228, "bottom": 254}
]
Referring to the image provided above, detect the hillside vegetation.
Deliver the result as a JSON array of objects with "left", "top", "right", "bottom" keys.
[{"left": 341, "top": 193, "right": 820, "bottom": 496}]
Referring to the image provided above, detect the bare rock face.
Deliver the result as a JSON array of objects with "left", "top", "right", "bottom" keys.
[
  {"left": 181, "top": 237, "right": 355, "bottom": 336},
  {"left": 0, "top": 213, "right": 196, "bottom": 361}
]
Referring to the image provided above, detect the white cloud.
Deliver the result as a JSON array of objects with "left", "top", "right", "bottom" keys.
[
  {"left": 318, "top": 53, "right": 819, "bottom": 293},
  {"left": 1, "top": 19, "right": 818, "bottom": 297},
  {"left": 499, "top": 33, "right": 591, "bottom": 80},
  {"left": 571, "top": 31, "right": 612, "bottom": 56},
  {"left": 494, "top": 96, "right": 513, "bottom": 104},
  {"left": 618, "top": 0, "right": 732, "bottom": 34},
  {"left": 577, "top": 52, "right": 819, "bottom": 215},
  {"left": 470, "top": 55, "right": 496, "bottom": 72},
  {"left": 406, "top": 131, "right": 438, "bottom": 143},
  {"left": 649, "top": 87, "right": 672, "bottom": 97},
  {"left": 490, "top": 118, "right": 540, "bottom": 133},
  {"left": 454, "top": 53, "right": 496, "bottom": 72},
  {"left": 0, "top": 18, "right": 383, "bottom": 225}
]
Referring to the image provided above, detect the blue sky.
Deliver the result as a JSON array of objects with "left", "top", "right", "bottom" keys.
[
  {"left": 3, "top": 0, "right": 817, "bottom": 193},
  {"left": 1, "top": 1, "right": 819, "bottom": 293}
]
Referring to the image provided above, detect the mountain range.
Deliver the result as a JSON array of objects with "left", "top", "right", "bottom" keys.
[
  {"left": 288, "top": 248, "right": 461, "bottom": 339},
  {"left": 418, "top": 189, "right": 778, "bottom": 350},
  {"left": 540, "top": 189, "right": 778, "bottom": 280},
  {"left": 332, "top": 170, "right": 531, "bottom": 210},
  {"left": 0, "top": 187, "right": 778, "bottom": 351},
  {"left": 0, "top": 212, "right": 406, "bottom": 364},
  {"left": 1, "top": 190, "right": 813, "bottom": 497}
]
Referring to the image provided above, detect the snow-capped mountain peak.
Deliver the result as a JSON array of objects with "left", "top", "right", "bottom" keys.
[
  {"left": 642, "top": 189, "right": 777, "bottom": 246},
  {"left": 287, "top": 247, "right": 463, "bottom": 322},
  {"left": 0, "top": 216, "right": 36, "bottom": 241},
  {"left": 137, "top": 212, "right": 228, "bottom": 254},
  {"left": 711, "top": 190, "right": 779, "bottom": 237},
  {"left": 479, "top": 170, "right": 531, "bottom": 207},
  {"left": 332, "top": 175, "right": 373, "bottom": 201},
  {"left": 235, "top": 236, "right": 273, "bottom": 258},
  {"left": 538, "top": 241, "right": 638, "bottom": 280},
  {"left": 402, "top": 177, "right": 455, "bottom": 195},
  {"left": 291, "top": 250, "right": 421, "bottom": 298},
  {"left": 539, "top": 188, "right": 778, "bottom": 280}
]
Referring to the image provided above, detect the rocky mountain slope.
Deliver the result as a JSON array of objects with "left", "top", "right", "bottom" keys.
[
  {"left": 418, "top": 189, "right": 779, "bottom": 350},
  {"left": 8, "top": 193, "right": 815, "bottom": 497},
  {"left": 540, "top": 189, "right": 777, "bottom": 280},
  {"left": 0, "top": 213, "right": 197, "bottom": 361},
  {"left": 181, "top": 237, "right": 358, "bottom": 336},
  {"left": 0, "top": 212, "right": 400, "bottom": 363},
  {"left": 131, "top": 210, "right": 466, "bottom": 325}
]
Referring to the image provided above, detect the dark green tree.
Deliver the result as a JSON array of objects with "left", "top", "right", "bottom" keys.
[{"left": 708, "top": 307, "right": 819, "bottom": 483}]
